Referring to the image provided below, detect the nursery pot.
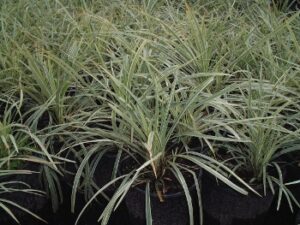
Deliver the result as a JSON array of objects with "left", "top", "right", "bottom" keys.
[
  {"left": 93, "top": 151, "right": 119, "bottom": 196},
  {"left": 0, "top": 163, "right": 47, "bottom": 224},
  {"left": 124, "top": 169, "right": 203, "bottom": 225},
  {"left": 296, "top": 209, "right": 300, "bottom": 225},
  {"left": 201, "top": 172, "right": 274, "bottom": 225}
]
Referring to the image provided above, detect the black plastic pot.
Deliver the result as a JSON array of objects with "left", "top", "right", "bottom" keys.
[
  {"left": 296, "top": 210, "right": 300, "bottom": 225},
  {"left": 202, "top": 172, "right": 274, "bottom": 225},
  {"left": 125, "top": 169, "right": 203, "bottom": 225},
  {"left": 0, "top": 164, "right": 47, "bottom": 224},
  {"left": 93, "top": 151, "right": 119, "bottom": 196}
]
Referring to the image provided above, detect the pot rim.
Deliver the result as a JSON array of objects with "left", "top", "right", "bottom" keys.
[
  {"left": 133, "top": 169, "right": 203, "bottom": 199},
  {"left": 121, "top": 162, "right": 203, "bottom": 199}
]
